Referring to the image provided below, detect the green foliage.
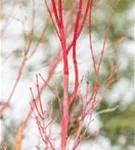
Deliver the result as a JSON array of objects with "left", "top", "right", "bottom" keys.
[
  {"left": 97, "top": 101, "right": 135, "bottom": 147},
  {"left": 52, "top": 85, "right": 92, "bottom": 139},
  {"left": 92, "top": 0, "right": 134, "bottom": 42},
  {"left": 1, "top": 120, "right": 17, "bottom": 150}
]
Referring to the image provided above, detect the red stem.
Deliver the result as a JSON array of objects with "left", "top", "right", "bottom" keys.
[
  {"left": 69, "top": 0, "right": 83, "bottom": 105},
  {"left": 51, "top": 0, "right": 60, "bottom": 26}
]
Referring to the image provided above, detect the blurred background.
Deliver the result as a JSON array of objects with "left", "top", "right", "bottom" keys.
[{"left": 0, "top": 0, "right": 135, "bottom": 150}]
